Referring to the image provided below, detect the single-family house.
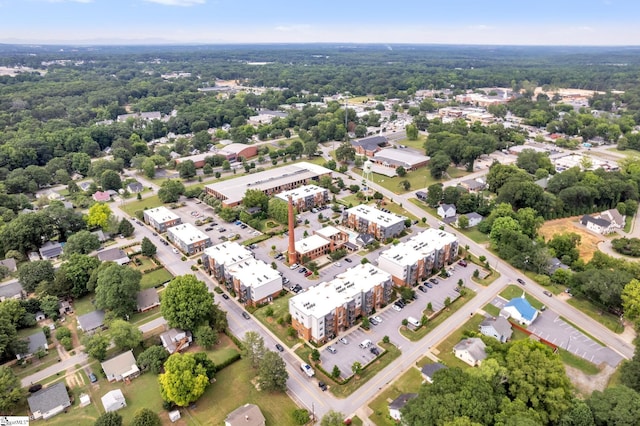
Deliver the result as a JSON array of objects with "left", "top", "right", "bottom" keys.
[
  {"left": 421, "top": 362, "right": 447, "bottom": 384},
  {"left": 0, "top": 257, "right": 17, "bottom": 272},
  {"left": 453, "top": 337, "right": 487, "bottom": 366},
  {"left": 101, "top": 389, "right": 126, "bottom": 412},
  {"left": 0, "top": 281, "right": 25, "bottom": 301},
  {"left": 77, "top": 310, "right": 106, "bottom": 334},
  {"left": 136, "top": 288, "right": 160, "bottom": 312},
  {"left": 39, "top": 241, "right": 63, "bottom": 260},
  {"left": 17, "top": 330, "right": 48, "bottom": 360},
  {"left": 97, "top": 248, "right": 130, "bottom": 265},
  {"left": 437, "top": 204, "right": 457, "bottom": 219},
  {"left": 580, "top": 214, "right": 614, "bottom": 235},
  {"left": 464, "top": 212, "right": 484, "bottom": 227},
  {"left": 460, "top": 178, "right": 486, "bottom": 192},
  {"left": 389, "top": 394, "right": 418, "bottom": 421},
  {"left": 58, "top": 299, "right": 73, "bottom": 316},
  {"left": 600, "top": 209, "right": 625, "bottom": 229},
  {"left": 92, "top": 230, "right": 107, "bottom": 242},
  {"left": 126, "top": 181, "right": 144, "bottom": 193},
  {"left": 92, "top": 191, "right": 111, "bottom": 202},
  {"left": 101, "top": 350, "right": 140, "bottom": 382},
  {"left": 225, "top": 404, "right": 266, "bottom": 426},
  {"left": 160, "top": 328, "right": 193, "bottom": 354},
  {"left": 28, "top": 251, "right": 41, "bottom": 262},
  {"left": 479, "top": 316, "right": 513, "bottom": 343},
  {"left": 28, "top": 382, "right": 71, "bottom": 420},
  {"left": 501, "top": 296, "right": 538, "bottom": 326},
  {"left": 356, "top": 233, "right": 375, "bottom": 247},
  {"left": 78, "top": 181, "right": 92, "bottom": 192},
  {"left": 547, "top": 257, "right": 570, "bottom": 275}
]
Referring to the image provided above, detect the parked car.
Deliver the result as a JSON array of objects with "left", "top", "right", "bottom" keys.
[
  {"left": 89, "top": 372, "right": 98, "bottom": 383},
  {"left": 242, "top": 312, "right": 251, "bottom": 320},
  {"left": 369, "top": 317, "right": 378, "bottom": 326},
  {"left": 222, "top": 293, "right": 229, "bottom": 300},
  {"left": 301, "top": 363, "right": 315, "bottom": 377},
  {"left": 425, "top": 282, "right": 433, "bottom": 289},
  {"left": 172, "top": 248, "right": 179, "bottom": 254},
  {"left": 344, "top": 258, "right": 353, "bottom": 263},
  {"left": 418, "top": 285, "right": 427, "bottom": 293},
  {"left": 334, "top": 262, "right": 341, "bottom": 267},
  {"left": 318, "top": 381, "right": 328, "bottom": 391},
  {"left": 392, "top": 304, "right": 402, "bottom": 312},
  {"left": 298, "top": 267, "right": 307, "bottom": 274},
  {"left": 543, "top": 290, "right": 553, "bottom": 297},
  {"left": 370, "top": 347, "right": 380, "bottom": 356},
  {"left": 373, "top": 316, "right": 382, "bottom": 324},
  {"left": 290, "top": 263, "right": 299, "bottom": 270},
  {"left": 304, "top": 270, "right": 312, "bottom": 277},
  {"left": 339, "top": 337, "right": 348, "bottom": 345},
  {"left": 204, "top": 227, "right": 213, "bottom": 231},
  {"left": 517, "top": 278, "right": 526, "bottom": 285},
  {"left": 457, "top": 260, "right": 467, "bottom": 267},
  {"left": 327, "top": 345, "right": 337, "bottom": 354},
  {"left": 275, "top": 343, "right": 284, "bottom": 352},
  {"left": 152, "top": 232, "right": 158, "bottom": 236},
  {"left": 429, "top": 278, "right": 439, "bottom": 285}
]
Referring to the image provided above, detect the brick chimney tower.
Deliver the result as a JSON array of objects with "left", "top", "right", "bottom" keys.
[{"left": 287, "top": 195, "right": 297, "bottom": 265}]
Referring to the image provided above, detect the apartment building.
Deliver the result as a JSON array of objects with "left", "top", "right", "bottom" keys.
[
  {"left": 289, "top": 264, "right": 392, "bottom": 344},
  {"left": 342, "top": 205, "right": 406, "bottom": 240},
  {"left": 143, "top": 206, "right": 181, "bottom": 232},
  {"left": 227, "top": 258, "right": 282, "bottom": 306},
  {"left": 275, "top": 184, "right": 329, "bottom": 211},
  {"left": 292, "top": 225, "right": 351, "bottom": 263},
  {"left": 167, "top": 223, "right": 212, "bottom": 255},
  {"left": 202, "top": 242, "right": 253, "bottom": 281},
  {"left": 377, "top": 228, "right": 459, "bottom": 286}
]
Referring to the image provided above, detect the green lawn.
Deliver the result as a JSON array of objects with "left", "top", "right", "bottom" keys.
[
  {"left": 73, "top": 295, "right": 96, "bottom": 316},
  {"left": 130, "top": 307, "right": 162, "bottom": 326},
  {"left": 499, "top": 285, "right": 545, "bottom": 310},
  {"left": 185, "top": 358, "right": 300, "bottom": 426},
  {"left": 130, "top": 255, "right": 155, "bottom": 271},
  {"left": 400, "top": 290, "right": 476, "bottom": 342},
  {"left": 393, "top": 136, "right": 427, "bottom": 151},
  {"left": 139, "top": 268, "right": 173, "bottom": 289},
  {"left": 558, "top": 348, "right": 601, "bottom": 375},
  {"left": 12, "top": 352, "right": 60, "bottom": 379},
  {"left": 459, "top": 227, "right": 490, "bottom": 244},
  {"left": 368, "top": 367, "right": 424, "bottom": 426},
  {"left": 356, "top": 166, "right": 467, "bottom": 195},
  {"left": 435, "top": 314, "right": 486, "bottom": 369},
  {"left": 566, "top": 297, "right": 624, "bottom": 334},
  {"left": 120, "top": 195, "right": 163, "bottom": 216},
  {"left": 483, "top": 303, "right": 500, "bottom": 317},
  {"left": 253, "top": 294, "right": 299, "bottom": 347}
]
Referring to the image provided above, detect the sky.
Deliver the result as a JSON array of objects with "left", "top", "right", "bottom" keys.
[{"left": 0, "top": 0, "right": 639, "bottom": 45}]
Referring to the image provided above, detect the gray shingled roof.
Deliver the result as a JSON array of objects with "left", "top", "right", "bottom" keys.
[
  {"left": 28, "top": 382, "right": 70, "bottom": 415},
  {"left": 26, "top": 330, "right": 48, "bottom": 355},
  {"left": 350, "top": 135, "right": 388, "bottom": 151},
  {"left": 389, "top": 393, "right": 418, "bottom": 410},
  {"left": 0, "top": 281, "right": 24, "bottom": 299},
  {"left": 77, "top": 310, "right": 105, "bottom": 332},
  {"left": 136, "top": 289, "right": 160, "bottom": 310},
  {"left": 420, "top": 362, "right": 447, "bottom": 379},
  {"left": 480, "top": 317, "right": 513, "bottom": 340},
  {"left": 97, "top": 248, "right": 129, "bottom": 263},
  {"left": 454, "top": 337, "right": 487, "bottom": 362}
]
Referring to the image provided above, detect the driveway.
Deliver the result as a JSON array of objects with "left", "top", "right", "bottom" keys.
[{"left": 527, "top": 311, "right": 624, "bottom": 367}]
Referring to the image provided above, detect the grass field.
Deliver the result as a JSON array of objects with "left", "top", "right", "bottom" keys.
[
  {"left": 354, "top": 166, "right": 468, "bottom": 195},
  {"left": 120, "top": 195, "right": 163, "bottom": 216},
  {"left": 434, "top": 314, "right": 485, "bottom": 369},
  {"left": 566, "top": 296, "right": 623, "bottom": 334},
  {"left": 483, "top": 303, "right": 500, "bottom": 317},
  {"left": 392, "top": 136, "right": 427, "bottom": 151},
  {"left": 73, "top": 295, "right": 96, "bottom": 316},
  {"left": 253, "top": 294, "right": 299, "bottom": 347},
  {"left": 538, "top": 216, "right": 603, "bottom": 262},
  {"left": 558, "top": 348, "right": 601, "bottom": 375},
  {"left": 139, "top": 267, "right": 173, "bottom": 289},
  {"left": 367, "top": 367, "right": 424, "bottom": 426},
  {"left": 459, "top": 227, "right": 490, "bottom": 244},
  {"left": 499, "top": 285, "right": 545, "bottom": 310}
]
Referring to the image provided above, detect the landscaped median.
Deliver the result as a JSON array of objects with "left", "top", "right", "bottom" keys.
[
  {"left": 399, "top": 289, "right": 477, "bottom": 342},
  {"left": 294, "top": 341, "right": 401, "bottom": 398}
]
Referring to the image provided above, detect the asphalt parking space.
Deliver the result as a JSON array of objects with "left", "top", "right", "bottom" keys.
[{"left": 527, "top": 312, "right": 623, "bottom": 367}]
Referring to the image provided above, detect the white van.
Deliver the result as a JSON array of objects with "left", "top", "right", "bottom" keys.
[
  {"left": 407, "top": 316, "right": 421, "bottom": 328},
  {"left": 359, "top": 339, "right": 372, "bottom": 349}
]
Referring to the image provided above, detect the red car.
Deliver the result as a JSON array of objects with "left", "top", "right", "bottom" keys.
[
  {"left": 304, "top": 270, "right": 313, "bottom": 277},
  {"left": 457, "top": 260, "right": 467, "bottom": 267}
]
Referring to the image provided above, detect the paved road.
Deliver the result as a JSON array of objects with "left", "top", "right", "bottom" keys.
[{"left": 21, "top": 352, "right": 89, "bottom": 387}]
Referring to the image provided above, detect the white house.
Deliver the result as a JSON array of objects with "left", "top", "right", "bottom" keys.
[
  {"left": 388, "top": 393, "right": 417, "bottom": 421},
  {"left": 459, "top": 212, "right": 484, "bottom": 228},
  {"left": 501, "top": 296, "right": 538, "bottom": 326},
  {"left": 27, "top": 382, "right": 71, "bottom": 420},
  {"left": 437, "top": 204, "right": 457, "bottom": 219},
  {"left": 479, "top": 316, "right": 513, "bottom": 343},
  {"left": 453, "top": 337, "right": 487, "bottom": 366},
  {"left": 580, "top": 214, "right": 614, "bottom": 235},
  {"left": 599, "top": 209, "right": 625, "bottom": 229}
]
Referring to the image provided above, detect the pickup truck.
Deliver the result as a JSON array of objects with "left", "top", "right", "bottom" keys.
[{"left": 300, "top": 362, "right": 315, "bottom": 377}]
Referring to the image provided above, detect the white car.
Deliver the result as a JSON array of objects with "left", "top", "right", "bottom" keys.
[
  {"left": 373, "top": 316, "right": 383, "bottom": 324},
  {"left": 172, "top": 248, "right": 179, "bottom": 254},
  {"left": 391, "top": 304, "right": 402, "bottom": 312},
  {"left": 339, "top": 337, "right": 348, "bottom": 345},
  {"left": 335, "top": 262, "right": 341, "bottom": 267}
]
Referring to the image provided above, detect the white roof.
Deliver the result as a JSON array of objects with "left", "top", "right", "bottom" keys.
[
  {"left": 314, "top": 225, "right": 341, "bottom": 239},
  {"left": 290, "top": 264, "right": 391, "bottom": 317},
  {"left": 167, "top": 223, "right": 209, "bottom": 243},
  {"left": 373, "top": 148, "right": 430, "bottom": 167},
  {"left": 205, "top": 162, "right": 332, "bottom": 206},
  {"left": 228, "top": 258, "right": 281, "bottom": 289},
  {"left": 379, "top": 228, "right": 457, "bottom": 267},
  {"left": 145, "top": 206, "right": 180, "bottom": 223},
  {"left": 275, "top": 184, "right": 327, "bottom": 202},
  {"left": 345, "top": 204, "right": 406, "bottom": 226},
  {"left": 204, "top": 242, "right": 253, "bottom": 266},
  {"left": 295, "top": 234, "right": 330, "bottom": 255}
]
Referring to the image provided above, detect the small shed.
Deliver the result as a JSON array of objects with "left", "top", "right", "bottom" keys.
[
  {"left": 169, "top": 410, "right": 181, "bottom": 423},
  {"left": 79, "top": 393, "right": 91, "bottom": 407},
  {"left": 102, "top": 389, "right": 126, "bottom": 412}
]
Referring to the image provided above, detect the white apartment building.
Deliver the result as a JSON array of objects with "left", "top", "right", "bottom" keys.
[
  {"left": 202, "top": 242, "right": 253, "bottom": 281},
  {"left": 342, "top": 205, "right": 406, "bottom": 240},
  {"left": 289, "top": 264, "right": 392, "bottom": 344},
  {"left": 275, "top": 184, "right": 329, "bottom": 211},
  {"left": 227, "top": 258, "right": 282, "bottom": 306},
  {"left": 377, "top": 228, "right": 459, "bottom": 286},
  {"left": 143, "top": 206, "right": 181, "bottom": 232},
  {"left": 166, "top": 223, "right": 212, "bottom": 255}
]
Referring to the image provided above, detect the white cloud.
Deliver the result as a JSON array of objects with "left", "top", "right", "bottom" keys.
[
  {"left": 143, "top": 0, "right": 205, "bottom": 5},
  {"left": 468, "top": 24, "right": 494, "bottom": 31},
  {"left": 275, "top": 24, "right": 311, "bottom": 32}
]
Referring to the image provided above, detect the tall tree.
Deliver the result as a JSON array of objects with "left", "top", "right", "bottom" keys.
[
  {"left": 258, "top": 350, "right": 288, "bottom": 392},
  {"left": 158, "top": 179, "right": 185, "bottom": 203},
  {"left": 131, "top": 408, "right": 162, "bottom": 426},
  {"left": 587, "top": 386, "right": 640, "bottom": 426},
  {"left": 57, "top": 254, "right": 100, "bottom": 298},
  {"left": 243, "top": 331, "right": 266, "bottom": 369},
  {"left": 137, "top": 345, "right": 169, "bottom": 374},
  {"left": 161, "top": 275, "right": 213, "bottom": 331},
  {"left": 63, "top": 230, "right": 100, "bottom": 256},
  {"left": 110, "top": 319, "right": 143, "bottom": 351},
  {"left": 18, "top": 260, "right": 55, "bottom": 293},
  {"left": 0, "top": 366, "right": 25, "bottom": 414},
  {"left": 95, "top": 412, "right": 123, "bottom": 426},
  {"left": 140, "top": 237, "right": 157, "bottom": 257},
  {"left": 335, "top": 142, "right": 356, "bottom": 163},
  {"left": 159, "top": 353, "right": 210, "bottom": 407},
  {"left": 320, "top": 411, "right": 346, "bottom": 426},
  {"left": 85, "top": 202, "right": 112, "bottom": 230},
  {"left": 118, "top": 218, "right": 135, "bottom": 237},
  {"left": 100, "top": 169, "right": 122, "bottom": 191},
  {"left": 177, "top": 160, "right": 197, "bottom": 180},
  {"left": 82, "top": 332, "right": 110, "bottom": 361},
  {"left": 94, "top": 264, "right": 141, "bottom": 318}
]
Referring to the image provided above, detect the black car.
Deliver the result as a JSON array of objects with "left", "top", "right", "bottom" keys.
[
  {"left": 222, "top": 293, "right": 229, "bottom": 300},
  {"left": 429, "top": 278, "right": 439, "bottom": 285},
  {"left": 275, "top": 343, "right": 284, "bottom": 352},
  {"left": 344, "top": 258, "right": 353, "bottom": 263},
  {"left": 418, "top": 285, "right": 427, "bottom": 293},
  {"left": 395, "top": 300, "right": 405, "bottom": 308},
  {"left": 517, "top": 278, "right": 526, "bottom": 285},
  {"left": 318, "top": 381, "right": 328, "bottom": 391},
  {"left": 370, "top": 347, "right": 380, "bottom": 356},
  {"left": 424, "top": 282, "right": 433, "bottom": 289},
  {"left": 369, "top": 317, "right": 378, "bottom": 326},
  {"left": 298, "top": 267, "right": 307, "bottom": 274},
  {"left": 242, "top": 312, "right": 251, "bottom": 320},
  {"left": 152, "top": 232, "right": 158, "bottom": 236}
]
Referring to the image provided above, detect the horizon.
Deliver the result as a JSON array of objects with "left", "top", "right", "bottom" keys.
[{"left": 1, "top": 0, "right": 639, "bottom": 46}]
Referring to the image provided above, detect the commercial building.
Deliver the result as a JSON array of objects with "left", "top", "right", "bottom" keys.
[
  {"left": 217, "top": 143, "right": 258, "bottom": 161},
  {"left": 202, "top": 242, "right": 253, "bottom": 281},
  {"left": 342, "top": 205, "right": 406, "bottom": 240},
  {"left": 377, "top": 228, "right": 459, "bottom": 286},
  {"left": 372, "top": 148, "right": 430, "bottom": 171},
  {"left": 289, "top": 264, "right": 392, "bottom": 344},
  {"left": 167, "top": 223, "right": 212, "bottom": 255},
  {"left": 204, "top": 162, "right": 332, "bottom": 207},
  {"left": 350, "top": 135, "right": 388, "bottom": 156},
  {"left": 143, "top": 206, "right": 182, "bottom": 232},
  {"left": 275, "top": 184, "right": 329, "bottom": 211},
  {"left": 227, "top": 258, "right": 282, "bottom": 306}
]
